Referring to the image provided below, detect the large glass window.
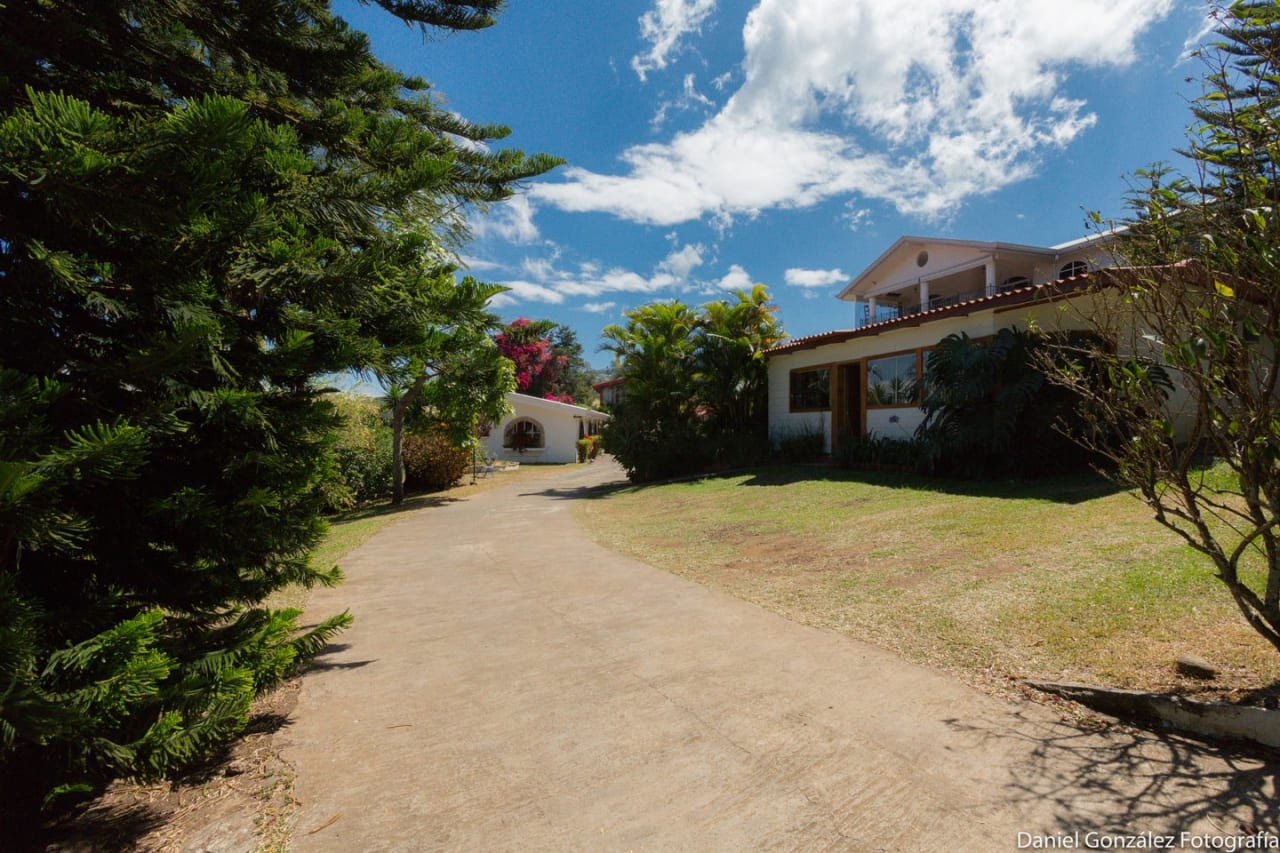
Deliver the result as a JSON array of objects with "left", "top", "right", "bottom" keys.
[
  {"left": 867, "top": 352, "right": 918, "bottom": 406},
  {"left": 789, "top": 367, "right": 830, "bottom": 411}
]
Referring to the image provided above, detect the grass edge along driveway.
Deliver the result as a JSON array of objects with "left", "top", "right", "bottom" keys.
[{"left": 575, "top": 465, "right": 1280, "bottom": 704}]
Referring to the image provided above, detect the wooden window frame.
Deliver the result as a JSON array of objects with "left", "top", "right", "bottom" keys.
[
  {"left": 788, "top": 366, "right": 832, "bottom": 412},
  {"left": 865, "top": 347, "right": 922, "bottom": 409}
]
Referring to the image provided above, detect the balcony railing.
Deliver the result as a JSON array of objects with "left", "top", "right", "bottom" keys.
[{"left": 860, "top": 287, "right": 991, "bottom": 326}]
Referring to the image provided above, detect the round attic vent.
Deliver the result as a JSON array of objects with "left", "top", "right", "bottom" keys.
[{"left": 916, "top": 250, "right": 929, "bottom": 268}]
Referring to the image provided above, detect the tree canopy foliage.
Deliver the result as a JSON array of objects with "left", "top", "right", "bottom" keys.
[
  {"left": 915, "top": 329, "right": 1101, "bottom": 479},
  {"left": 601, "top": 286, "right": 785, "bottom": 482},
  {"left": 493, "top": 318, "right": 598, "bottom": 405},
  {"left": 0, "top": 0, "right": 557, "bottom": 811},
  {"left": 366, "top": 238, "right": 514, "bottom": 504},
  {"left": 1045, "top": 1, "right": 1280, "bottom": 654}
]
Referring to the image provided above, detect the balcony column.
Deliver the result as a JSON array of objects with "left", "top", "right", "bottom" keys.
[
  {"left": 985, "top": 258, "right": 997, "bottom": 296},
  {"left": 850, "top": 296, "right": 861, "bottom": 327},
  {"left": 868, "top": 296, "right": 877, "bottom": 324},
  {"left": 918, "top": 279, "right": 930, "bottom": 313}
]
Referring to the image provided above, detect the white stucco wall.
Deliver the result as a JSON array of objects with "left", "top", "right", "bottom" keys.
[
  {"left": 866, "top": 243, "right": 990, "bottom": 296},
  {"left": 767, "top": 351, "right": 835, "bottom": 450},
  {"left": 481, "top": 393, "right": 608, "bottom": 465}
]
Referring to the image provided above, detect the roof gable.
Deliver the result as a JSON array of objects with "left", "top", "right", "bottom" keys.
[
  {"left": 837, "top": 235, "right": 1062, "bottom": 301},
  {"left": 506, "top": 392, "right": 610, "bottom": 419}
]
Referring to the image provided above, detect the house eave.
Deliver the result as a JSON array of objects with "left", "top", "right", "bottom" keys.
[{"left": 769, "top": 273, "right": 1099, "bottom": 358}]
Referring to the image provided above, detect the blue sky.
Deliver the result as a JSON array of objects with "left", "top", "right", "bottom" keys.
[{"left": 335, "top": 0, "right": 1216, "bottom": 369}]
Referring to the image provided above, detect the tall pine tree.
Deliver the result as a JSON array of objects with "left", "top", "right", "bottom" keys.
[{"left": 0, "top": 0, "right": 558, "bottom": 814}]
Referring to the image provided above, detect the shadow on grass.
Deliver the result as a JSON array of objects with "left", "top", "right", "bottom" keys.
[
  {"left": 1236, "top": 677, "right": 1280, "bottom": 709},
  {"left": 943, "top": 712, "right": 1277, "bottom": 837},
  {"left": 326, "top": 491, "right": 462, "bottom": 528},
  {"left": 595, "top": 464, "right": 1126, "bottom": 506},
  {"left": 519, "top": 479, "right": 633, "bottom": 502},
  {"left": 730, "top": 464, "right": 1126, "bottom": 505}
]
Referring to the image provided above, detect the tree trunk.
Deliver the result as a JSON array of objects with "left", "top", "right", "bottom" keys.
[{"left": 391, "top": 371, "right": 428, "bottom": 505}]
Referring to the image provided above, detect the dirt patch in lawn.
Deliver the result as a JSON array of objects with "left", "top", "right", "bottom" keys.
[
  {"left": 971, "top": 558, "right": 1025, "bottom": 581},
  {"left": 740, "top": 533, "right": 810, "bottom": 563},
  {"left": 886, "top": 569, "right": 933, "bottom": 589}
]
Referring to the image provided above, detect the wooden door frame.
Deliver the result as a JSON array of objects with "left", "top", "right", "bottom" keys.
[{"left": 830, "top": 359, "right": 864, "bottom": 452}]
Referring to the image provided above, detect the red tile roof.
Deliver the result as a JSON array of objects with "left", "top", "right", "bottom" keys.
[{"left": 765, "top": 272, "right": 1096, "bottom": 356}]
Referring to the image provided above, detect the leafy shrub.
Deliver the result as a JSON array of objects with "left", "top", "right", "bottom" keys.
[
  {"left": 601, "top": 411, "right": 706, "bottom": 483},
  {"left": 323, "top": 394, "right": 393, "bottom": 511},
  {"left": 403, "top": 427, "right": 471, "bottom": 490},
  {"left": 772, "top": 422, "right": 825, "bottom": 461},
  {"left": 710, "top": 430, "right": 772, "bottom": 468},
  {"left": 836, "top": 434, "right": 928, "bottom": 471},
  {"left": 577, "top": 434, "right": 604, "bottom": 462},
  {"left": 914, "top": 328, "right": 1101, "bottom": 479}
]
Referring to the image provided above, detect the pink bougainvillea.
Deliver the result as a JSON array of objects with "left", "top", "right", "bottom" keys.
[{"left": 494, "top": 318, "right": 573, "bottom": 403}]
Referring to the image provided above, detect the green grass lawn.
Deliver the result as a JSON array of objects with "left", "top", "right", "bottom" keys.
[{"left": 575, "top": 465, "right": 1280, "bottom": 703}]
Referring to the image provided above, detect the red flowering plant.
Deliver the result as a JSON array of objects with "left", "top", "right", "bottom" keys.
[{"left": 494, "top": 318, "right": 572, "bottom": 403}]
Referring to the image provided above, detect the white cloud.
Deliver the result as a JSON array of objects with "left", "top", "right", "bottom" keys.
[
  {"left": 840, "top": 203, "right": 872, "bottom": 232},
  {"left": 539, "top": 0, "right": 1173, "bottom": 225},
  {"left": 581, "top": 301, "right": 618, "bottom": 314},
  {"left": 459, "top": 255, "right": 505, "bottom": 272},
  {"left": 488, "top": 279, "right": 566, "bottom": 310},
  {"left": 470, "top": 194, "right": 539, "bottom": 244},
  {"left": 489, "top": 242, "right": 708, "bottom": 307},
  {"left": 717, "top": 263, "right": 753, "bottom": 291},
  {"left": 784, "top": 267, "right": 847, "bottom": 288},
  {"left": 632, "top": 0, "right": 719, "bottom": 81},
  {"left": 651, "top": 74, "right": 717, "bottom": 130},
  {"left": 521, "top": 257, "right": 557, "bottom": 280},
  {"left": 1180, "top": 8, "right": 1219, "bottom": 57},
  {"left": 658, "top": 242, "right": 706, "bottom": 278},
  {"left": 682, "top": 74, "right": 714, "bottom": 107}
]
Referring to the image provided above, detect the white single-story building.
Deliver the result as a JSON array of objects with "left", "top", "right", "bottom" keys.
[
  {"left": 480, "top": 392, "right": 609, "bottom": 464},
  {"left": 765, "top": 232, "right": 1182, "bottom": 453}
]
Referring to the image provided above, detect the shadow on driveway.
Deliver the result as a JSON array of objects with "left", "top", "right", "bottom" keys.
[{"left": 944, "top": 712, "right": 1278, "bottom": 837}]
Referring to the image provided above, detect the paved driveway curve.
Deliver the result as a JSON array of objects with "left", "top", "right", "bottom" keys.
[{"left": 284, "top": 460, "right": 1273, "bottom": 851}]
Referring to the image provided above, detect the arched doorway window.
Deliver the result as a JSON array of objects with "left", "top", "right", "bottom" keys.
[
  {"left": 503, "top": 418, "right": 544, "bottom": 451},
  {"left": 1058, "top": 260, "right": 1088, "bottom": 279}
]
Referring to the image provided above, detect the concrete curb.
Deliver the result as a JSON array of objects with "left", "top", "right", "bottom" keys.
[{"left": 1027, "top": 680, "right": 1280, "bottom": 751}]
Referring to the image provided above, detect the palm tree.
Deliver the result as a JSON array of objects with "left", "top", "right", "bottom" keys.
[
  {"left": 601, "top": 300, "right": 702, "bottom": 424},
  {"left": 695, "top": 284, "right": 785, "bottom": 432},
  {"left": 600, "top": 288, "right": 786, "bottom": 481}
]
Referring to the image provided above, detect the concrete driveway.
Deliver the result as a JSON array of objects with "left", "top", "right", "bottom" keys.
[{"left": 283, "top": 460, "right": 1273, "bottom": 851}]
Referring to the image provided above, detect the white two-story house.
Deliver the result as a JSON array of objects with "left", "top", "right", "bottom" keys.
[{"left": 766, "top": 233, "right": 1119, "bottom": 452}]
